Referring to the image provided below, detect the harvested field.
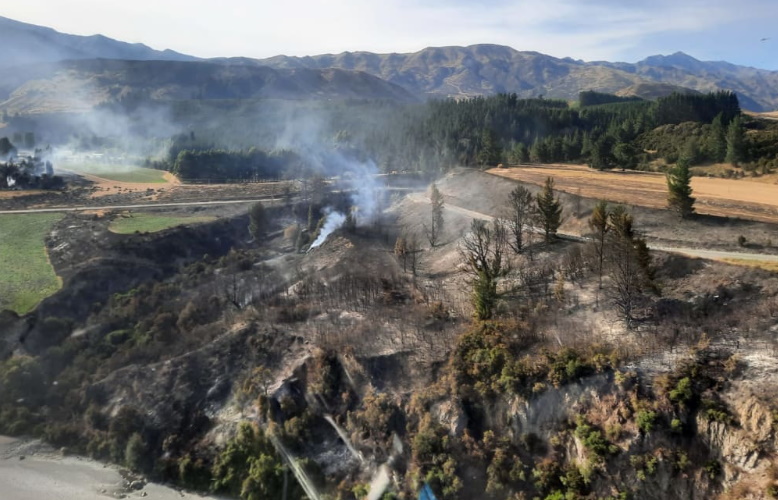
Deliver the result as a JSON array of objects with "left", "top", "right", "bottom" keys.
[{"left": 489, "top": 164, "right": 778, "bottom": 223}]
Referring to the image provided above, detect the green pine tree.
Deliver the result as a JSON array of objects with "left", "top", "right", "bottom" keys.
[
  {"left": 536, "top": 177, "right": 563, "bottom": 243},
  {"left": 666, "top": 157, "right": 695, "bottom": 219},
  {"left": 725, "top": 115, "right": 746, "bottom": 165},
  {"left": 707, "top": 113, "right": 727, "bottom": 162},
  {"left": 248, "top": 202, "right": 268, "bottom": 240}
]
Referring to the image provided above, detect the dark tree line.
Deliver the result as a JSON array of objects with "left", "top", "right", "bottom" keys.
[
  {"left": 149, "top": 90, "right": 749, "bottom": 182},
  {"left": 171, "top": 149, "right": 305, "bottom": 181}
]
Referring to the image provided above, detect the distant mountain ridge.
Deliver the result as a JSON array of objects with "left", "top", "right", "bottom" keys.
[
  {"left": 0, "top": 16, "right": 198, "bottom": 68},
  {"left": 2, "top": 16, "right": 778, "bottom": 111},
  {"left": 249, "top": 46, "right": 778, "bottom": 111}
]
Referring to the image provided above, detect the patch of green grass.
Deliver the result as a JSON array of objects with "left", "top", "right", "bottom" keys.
[
  {"left": 0, "top": 213, "right": 63, "bottom": 314},
  {"left": 63, "top": 162, "right": 168, "bottom": 183},
  {"left": 109, "top": 213, "right": 216, "bottom": 234}
]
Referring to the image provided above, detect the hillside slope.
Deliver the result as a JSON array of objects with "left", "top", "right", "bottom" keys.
[
  {"left": 249, "top": 44, "right": 647, "bottom": 100},
  {"left": 0, "top": 59, "right": 418, "bottom": 114},
  {"left": 0, "top": 16, "right": 197, "bottom": 68}
]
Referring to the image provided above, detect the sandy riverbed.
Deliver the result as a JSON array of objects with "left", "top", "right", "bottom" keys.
[{"left": 0, "top": 436, "right": 219, "bottom": 500}]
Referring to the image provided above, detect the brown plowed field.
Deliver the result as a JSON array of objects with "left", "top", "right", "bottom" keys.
[{"left": 489, "top": 164, "right": 778, "bottom": 223}]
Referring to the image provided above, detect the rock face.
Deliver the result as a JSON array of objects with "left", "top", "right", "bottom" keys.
[{"left": 697, "top": 389, "right": 776, "bottom": 482}]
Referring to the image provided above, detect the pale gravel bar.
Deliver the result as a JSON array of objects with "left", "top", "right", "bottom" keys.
[{"left": 0, "top": 436, "right": 219, "bottom": 500}]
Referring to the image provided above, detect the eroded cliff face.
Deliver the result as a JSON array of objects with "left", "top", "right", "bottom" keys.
[{"left": 410, "top": 342, "right": 778, "bottom": 500}]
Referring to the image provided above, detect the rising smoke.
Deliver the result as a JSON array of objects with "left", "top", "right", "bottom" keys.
[
  {"left": 309, "top": 209, "right": 347, "bottom": 249},
  {"left": 275, "top": 113, "right": 386, "bottom": 249}
]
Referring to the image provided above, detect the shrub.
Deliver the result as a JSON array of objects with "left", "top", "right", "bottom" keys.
[
  {"left": 211, "top": 422, "right": 293, "bottom": 498},
  {"left": 701, "top": 398, "right": 734, "bottom": 425},
  {"left": 738, "top": 235, "right": 747, "bottom": 247},
  {"left": 532, "top": 457, "right": 564, "bottom": 495},
  {"left": 575, "top": 417, "right": 617, "bottom": 458},
  {"left": 125, "top": 432, "right": 148, "bottom": 471},
  {"left": 605, "top": 423, "right": 622, "bottom": 442},
  {"left": 704, "top": 459, "right": 721, "bottom": 479},
  {"left": 669, "top": 377, "right": 693, "bottom": 406},
  {"left": 630, "top": 453, "right": 658, "bottom": 480},
  {"left": 636, "top": 410, "right": 658, "bottom": 434},
  {"left": 673, "top": 450, "right": 690, "bottom": 472},
  {"left": 178, "top": 454, "right": 212, "bottom": 491}
]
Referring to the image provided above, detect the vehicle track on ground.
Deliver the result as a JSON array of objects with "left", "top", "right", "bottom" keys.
[
  {"left": 0, "top": 197, "right": 282, "bottom": 215},
  {"left": 408, "top": 193, "right": 778, "bottom": 263}
]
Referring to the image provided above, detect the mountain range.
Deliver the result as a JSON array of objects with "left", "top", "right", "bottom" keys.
[{"left": 1, "top": 15, "right": 778, "bottom": 112}]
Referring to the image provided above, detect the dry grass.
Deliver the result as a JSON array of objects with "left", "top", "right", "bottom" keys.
[
  {"left": 489, "top": 164, "right": 778, "bottom": 223},
  {"left": 720, "top": 258, "right": 778, "bottom": 273}
]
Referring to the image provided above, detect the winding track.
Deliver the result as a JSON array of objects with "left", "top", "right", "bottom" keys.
[
  {"left": 3, "top": 189, "right": 778, "bottom": 263},
  {"left": 408, "top": 193, "right": 778, "bottom": 264},
  {"left": 0, "top": 197, "right": 281, "bottom": 215}
]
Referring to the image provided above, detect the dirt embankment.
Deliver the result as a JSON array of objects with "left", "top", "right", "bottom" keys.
[{"left": 9, "top": 211, "right": 251, "bottom": 355}]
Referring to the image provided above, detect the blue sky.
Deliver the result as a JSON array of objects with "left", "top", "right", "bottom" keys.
[{"left": 4, "top": 0, "right": 778, "bottom": 68}]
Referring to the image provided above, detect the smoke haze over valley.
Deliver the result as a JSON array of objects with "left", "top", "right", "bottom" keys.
[{"left": 5, "top": 6, "right": 778, "bottom": 500}]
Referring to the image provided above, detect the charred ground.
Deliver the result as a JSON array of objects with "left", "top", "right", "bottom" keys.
[{"left": 1, "top": 169, "right": 778, "bottom": 499}]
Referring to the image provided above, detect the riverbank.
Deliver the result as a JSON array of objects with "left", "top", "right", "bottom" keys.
[{"left": 0, "top": 436, "right": 218, "bottom": 499}]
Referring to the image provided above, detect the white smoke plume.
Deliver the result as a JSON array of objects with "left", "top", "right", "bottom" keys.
[
  {"left": 275, "top": 112, "right": 386, "bottom": 248},
  {"left": 309, "top": 209, "right": 347, "bottom": 249}
]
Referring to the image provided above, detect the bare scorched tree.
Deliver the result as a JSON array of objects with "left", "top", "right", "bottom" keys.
[{"left": 460, "top": 219, "right": 509, "bottom": 320}]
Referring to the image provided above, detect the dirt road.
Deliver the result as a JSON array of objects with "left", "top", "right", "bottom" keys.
[
  {"left": 0, "top": 197, "right": 282, "bottom": 215},
  {"left": 408, "top": 193, "right": 778, "bottom": 264}
]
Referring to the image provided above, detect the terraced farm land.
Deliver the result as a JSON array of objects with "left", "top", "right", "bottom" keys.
[
  {"left": 61, "top": 162, "right": 169, "bottom": 183},
  {"left": 489, "top": 164, "right": 778, "bottom": 223},
  {"left": 0, "top": 213, "right": 62, "bottom": 313},
  {"left": 108, "top": 212, "right": 217, "bottom": 234}
]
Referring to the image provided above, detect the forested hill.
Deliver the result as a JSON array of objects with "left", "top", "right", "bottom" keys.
[
  {"left": 250, "top": 45, "right": 778, "bottom": 111},
  {"left": 149, "top": 90, "right": 778, "bottom": 182}
]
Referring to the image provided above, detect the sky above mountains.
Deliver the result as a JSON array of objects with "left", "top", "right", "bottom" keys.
[{"left": 4, "top": 0, "right": 777, "bottom": 69}]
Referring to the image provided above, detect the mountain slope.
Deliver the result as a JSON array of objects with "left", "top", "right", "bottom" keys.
[
  {"left": 0, "top": 59, "right": 419, "bottom": 114},
  {"left": 248, "top": 44, "right": 649, "bottom": 101},
  {"left": 0, "top": 16, "right": 198, "bottom": 68},
  {"left": 3, "top": 16, "right": 778, "bottom": 111},
  {"left": 250, "top": 45, "right": 778, "bottom": 110},
  {"left": 596, "top": 51, "right": 778, "bottom": 111}
]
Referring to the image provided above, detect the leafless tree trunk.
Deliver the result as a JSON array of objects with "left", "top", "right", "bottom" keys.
[{"left": 505, "top": 185, "right": 535, "bottom": 254}]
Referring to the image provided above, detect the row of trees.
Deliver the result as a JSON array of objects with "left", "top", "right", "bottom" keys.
[{"left": 171, "top": 149, "right": 304, "bottom": 181}]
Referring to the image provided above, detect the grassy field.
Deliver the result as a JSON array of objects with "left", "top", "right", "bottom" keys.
[
  {"left": 489, "top": 164, "right": 778, "bottom": 223},
  {"left": 0, "top": 214, "right": 63, "bottom": 314},
  {"left": 109, "top": 213, "right": 217, "bottom": 234},
  {"left": 62, "top": 162, "right": 168, "bottom": 183}
]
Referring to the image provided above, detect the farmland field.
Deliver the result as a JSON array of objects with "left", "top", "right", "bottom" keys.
[
  {"left": 108, "top": 213, "right": 217, "bottom": 234},
  {"left": 489, "top": 164, "right": 778, "bottom": 223},
  {"left": 60, "top": 162, "right": 169, "bottom": 183},
  {"left": 0, "top": 213, "right": 63, "bottom": 313}
]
